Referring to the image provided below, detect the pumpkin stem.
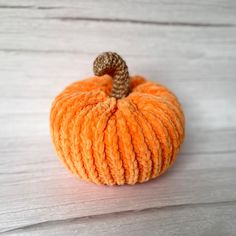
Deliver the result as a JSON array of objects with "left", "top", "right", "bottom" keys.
[{"left": 93, "top": 52, "right": 130, "bottom": 99}]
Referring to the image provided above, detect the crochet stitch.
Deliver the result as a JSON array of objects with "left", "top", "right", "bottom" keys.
[{"left": 50, "top": 52, "right": 185, "bottom": 185}]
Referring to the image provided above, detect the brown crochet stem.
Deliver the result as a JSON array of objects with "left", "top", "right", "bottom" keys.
[{"left": 93, "top": 52, "right": 130, "bottom": 99}]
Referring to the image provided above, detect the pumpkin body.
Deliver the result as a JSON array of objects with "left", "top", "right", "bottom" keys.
[{"left": 50, "top": 75, "right": 185, "bottom": 185}]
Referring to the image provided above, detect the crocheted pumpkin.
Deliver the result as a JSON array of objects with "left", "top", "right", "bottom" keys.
[{"left": 50, "top": 52, "right": 185, "bottom": 185}]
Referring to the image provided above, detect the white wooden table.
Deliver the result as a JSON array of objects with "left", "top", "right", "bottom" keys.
[{"left": 1, "top": 1, "right": 236, "bottom": 235}]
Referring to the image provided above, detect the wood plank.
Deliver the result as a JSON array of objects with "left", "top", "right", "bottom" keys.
[
  {"left": 0, "top": 0, "right": 236, "bottom": 25},
  {"left": 1, "top": 202, "right": 235, "bottom": 236},
  {"left": 1, "top": 17, "right": 236, "bottom": 61}
]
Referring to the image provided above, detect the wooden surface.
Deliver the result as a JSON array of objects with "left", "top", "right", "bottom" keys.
[{"left": 0, "top": 0, "right": 236, "bottom": 235}]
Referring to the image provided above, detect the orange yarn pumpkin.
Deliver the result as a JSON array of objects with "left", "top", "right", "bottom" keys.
[{"left": 50, "top": 52, "right": 185, "bottom": 185}]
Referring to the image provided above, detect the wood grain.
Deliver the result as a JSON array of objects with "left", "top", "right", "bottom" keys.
[{"left": 0, "top": 0, "right": 236, "bottom": 235}]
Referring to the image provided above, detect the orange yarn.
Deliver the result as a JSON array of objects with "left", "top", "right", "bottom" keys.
[{"left": 50, "top": 52, "right": 185, "bottom": 185}]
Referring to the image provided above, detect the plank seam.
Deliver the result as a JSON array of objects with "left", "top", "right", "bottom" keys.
[{"left": 34, "top": 17, "right": 236, "bottom": 28}]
